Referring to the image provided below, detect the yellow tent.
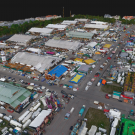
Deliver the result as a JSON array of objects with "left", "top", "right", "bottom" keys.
[
  {"left": 77, "top": 52, "right": 84, "bottom": 55},
  {"left": 74, "top": 58, "right": 83, "bottom": 62},
  {"left": 95, "top": 52, "right": 101, "bottom": 54},
  {"left": 103, "top": 44, "right": 111, "bottom": 48},
  {"left": 84, "top": 59, "right": 96, "bottom": 65},
  {"left": 27, "top": 86, "right": 33, "bottom": 90}
]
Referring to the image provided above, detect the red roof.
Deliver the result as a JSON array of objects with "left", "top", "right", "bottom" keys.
[{"left": 46, "top": 15, "right": 53, "bottom": 17}]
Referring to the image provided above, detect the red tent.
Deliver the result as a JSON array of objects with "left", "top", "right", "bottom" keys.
[{"left": 107, "top": 57, "right": 111, "bottom": 59}]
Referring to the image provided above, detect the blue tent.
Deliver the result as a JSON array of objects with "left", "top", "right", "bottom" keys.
[
  {"left": 48, "top": 65, "right": 68, "bottom": 78},
  {"left": 56, "top": 99, "right": 60, "bottom": 104},
  {"left": 126, "top": 42, "right": 134, "bottom": 46}
]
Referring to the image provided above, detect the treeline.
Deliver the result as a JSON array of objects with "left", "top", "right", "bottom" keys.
[
  {"left": 0, "top": 17, "right": 75, "bottom": 37},
  {"left": 0, "top": 14, "right": 135, "bottom": 37}
]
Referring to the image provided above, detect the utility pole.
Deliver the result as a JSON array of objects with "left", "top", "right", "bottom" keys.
[{"left": 63, "top": 7, "right": 64, "bottom": 18}]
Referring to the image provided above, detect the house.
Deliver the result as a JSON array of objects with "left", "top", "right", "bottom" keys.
[
  {"left": 104, "top": 14, "right": 112, "bottom": 18},
  {"left": 122, "top": 16, "right": 134, "bottom": 20}
]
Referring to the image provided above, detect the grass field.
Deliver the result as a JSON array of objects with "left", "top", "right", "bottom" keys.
[
  {"left": 85, "top": 107, "right": 111, "bottom": 135},
  {"left": 101, "top": 84, "right": 122, "bottom": 94}
]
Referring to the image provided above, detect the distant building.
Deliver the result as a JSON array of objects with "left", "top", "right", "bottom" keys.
[
  {"left": 122, "top": 16, "right": 134, "bottom": 20},
  {"left": 104, "top": 14, "right": 112, "bottom": 18},
  {"left": 112, "top": 15, "right": 120, "bottom": 20},
  {"left": 35, "top": 15, "right": 61, "bottom": 21}
]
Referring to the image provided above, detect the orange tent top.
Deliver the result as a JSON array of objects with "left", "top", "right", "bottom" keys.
[{"left": 102, "top": 79, "right": 106, "bottom": 85}]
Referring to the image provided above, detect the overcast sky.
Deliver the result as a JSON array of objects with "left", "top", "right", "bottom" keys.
[{"left": 0, "top": 0, "right": 134, "bottom": 21}]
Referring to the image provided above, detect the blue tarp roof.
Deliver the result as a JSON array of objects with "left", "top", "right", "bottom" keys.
[{"left": 48, "top": 65, "right": 68, "bottom": 78}]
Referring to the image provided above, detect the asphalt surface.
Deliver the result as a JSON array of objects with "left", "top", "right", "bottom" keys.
[{"left": 0, "top": 24, "right": 135, "bottom": 135}]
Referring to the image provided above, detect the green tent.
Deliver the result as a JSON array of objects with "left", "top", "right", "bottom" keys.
[
  {"left": 122, "top": 50, "right": 125, "bottom": 52},
  {"left": 83, "top": 54, "right": 90, "bottom": 58}
]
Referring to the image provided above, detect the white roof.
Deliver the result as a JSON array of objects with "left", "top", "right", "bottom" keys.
[
  {"left": 45, "top": 39, "right": 82, "bottom": 50},
  {"left": 26, "top": 48, "right": 41, "bottom": 53},
  {"left": 11, "top": 52, "right": 62, "bottom": 72},
  {"left": 7, "top": 34, "right": 34, "bottom": 46},
  {"left": 28, "top": 27, "right": 53, "bottom": 34},
  {"left": 88, "top": 125, "right": 97, "bottom": 135},
  {"left": 46, "top": 24, "right": 67, "bottom": 29},
  {"left": 61, "top": 20, "right": 77, "bottom": 25},
  {"left": 84, "top": 24, "right": 108, "bottom": 29},
  {"left": 91, "top": 21, "right": 107, "bottom": 25},
  {"left": 87, "top": 42, "right": 97, "bottom": 47},
  {"left": 29, "top": 110, "right": 51, "bottom": 128},
  {"left": 74, "top": 18, "right": 88, "bottom": 22}
]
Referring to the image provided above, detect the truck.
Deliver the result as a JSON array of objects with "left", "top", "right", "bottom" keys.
[{"left": 79, "top": 105, "right": 85, "bottom": 116}]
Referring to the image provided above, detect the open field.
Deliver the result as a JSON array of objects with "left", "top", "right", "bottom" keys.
[
  {"left": 85, "top": 107, "right": 111, "bottom": 135},
  {"left": 101, "top": 84, "right": 122, "bottom": 94}
]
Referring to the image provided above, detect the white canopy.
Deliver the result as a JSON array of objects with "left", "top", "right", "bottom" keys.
[{"left": 29, "top": 110, "right": 51, "bottom": 128}]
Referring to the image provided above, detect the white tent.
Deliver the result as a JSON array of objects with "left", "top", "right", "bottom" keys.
[
  {"left": 61, "top": 20, "right": 77, "bottom": 25},
  {"left": 28, "top": 27, "right": 53, "bottom": 35},
  {"left": 46, "top": 24, "right": 67, "bottom": 30},
  {"left": 87, "top": 42, "right": 97, "bottom": 48},
  {"left": 29, "top": 109, "right": 51, "bottom": 128},
  {"left": 26, "top": 48, "right": 41, "bottom": 54},
  {"left": 84, "top": 24, "right": 109, "bottom": 29}
]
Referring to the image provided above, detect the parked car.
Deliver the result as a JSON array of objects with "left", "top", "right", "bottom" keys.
[{"left": 2, "top": 113, "right": 6, "bottom": 116}]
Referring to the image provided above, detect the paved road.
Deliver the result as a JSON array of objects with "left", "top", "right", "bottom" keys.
[{"left": 0, "top": 25, "right": 135, "bottom": 134}]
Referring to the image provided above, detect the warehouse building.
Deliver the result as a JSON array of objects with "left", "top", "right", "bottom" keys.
[
  {"left": 66, "top": 31, "right": 94, "bottom": 39},
  {"left": 11, "top": 52, "right": 62, "bottom": 73},
  {"left": 45, "top": 39, "right": 83, "bottom": 51},
  {"left": 6, "top": 34, "right": 35, "bottom": 46},
  {"left": 0, "top": 81, "right": 31, "bottom": 112},
  {"left": 46, "top": 24, "right": 67, "bottom": 30},
  {"left": 28, "top": 27, "right": 53, "bottom": 36}
]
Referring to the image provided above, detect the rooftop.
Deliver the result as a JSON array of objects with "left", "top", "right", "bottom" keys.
[{"left": 0, "top": 81, "right": 31, "bottom": 108}]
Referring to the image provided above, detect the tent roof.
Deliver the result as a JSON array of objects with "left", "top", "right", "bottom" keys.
[
  {"left": 70, "top": 73, "right": 84, "bottom": 84},
  {"left": 48, "top": 65, "right": 68, "bottom": 77},
  {"left": 84, "top": 24, "right": 108, "bottom": 29},
  {"left": 87, "top": 42, "right": 97, "bottom": 47},
  {"left": 0, "top": 81, "right": 31, "bottom": 108},
  {"left": 7, "top": 34, "right": 34, "bottom": 46},
  {"left": 66, "top": 31, "right": 94, "bottom": 39},
  {"left": 11, "top": 52, "right": 62, "bottom": 72},
  {"left": 120, "top": 52, "right": 128, "bottom": 57},
  {"left": 29, "top": 110, "right": 51, "bottom": 128},
  {"left": 28, "top": 27, "right": 53, "bottom": 34},
  {"left": 74, "top": 18, "right": 88, "bottom": 22},
  {"left": 103, "top": 44, "right": 111, "bottom": 48},
  {"left": 84, "top": 59, "right": 96, "bottom": 64},
  {"left": 78, "top": 65, "right": 90, "bottom": 72},
  {"left": 46, "top": 24, "right": 67, "bottom": 29},
  {"left": 26, "top": 48, "right": 41, "bottom": 53},
  {"left": 61, "top": 20, "right": 77, "bottom": 25},
  {"left": 45, "top": 39, "right": 82, "bottom": 50}
]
